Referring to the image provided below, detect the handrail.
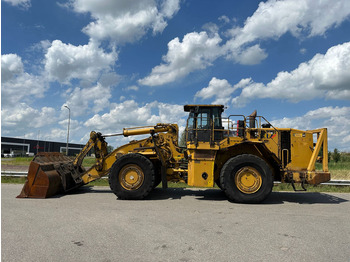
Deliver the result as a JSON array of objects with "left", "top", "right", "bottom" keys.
[{"left": 185, "top": 114, "right": 280, "bottom": 143}]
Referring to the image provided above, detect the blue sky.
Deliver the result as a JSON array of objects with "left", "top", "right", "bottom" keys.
[{"left": 2, "top": 0, "right": 350, "bottom": 151}]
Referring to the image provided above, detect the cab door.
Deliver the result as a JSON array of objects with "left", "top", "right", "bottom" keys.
[
  {"left": 196, "top": 108, "right": 211, "bottom": 142},
  {"left": 186, "top": 108, "right": 212, "bottom": 143}
]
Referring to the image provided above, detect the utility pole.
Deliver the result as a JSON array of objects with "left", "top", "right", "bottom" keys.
[{"left": 64, "top": 105, "right": 70, "bottom": 156}]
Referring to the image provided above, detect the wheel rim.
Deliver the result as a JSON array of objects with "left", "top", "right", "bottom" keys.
[
  {"left": 234, "top": 166, "right": 262, "bottom": 194},
  {"left": 119, "top": 164, "right": 144, "bottom": 190}
]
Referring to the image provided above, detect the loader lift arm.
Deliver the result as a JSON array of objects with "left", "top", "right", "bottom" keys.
[
  {"left": 73, "top": 131, "right": 108, "bottom": 170},
  {"left": 17, "top": 123, "right": 181, "bottom": 198},
  {"left": 79, "top": 123, "right": 182, "bottom": 185}
]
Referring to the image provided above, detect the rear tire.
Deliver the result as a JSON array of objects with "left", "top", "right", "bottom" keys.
[
  {"left": 109, "top": 154, "right": 155, "bottom": 200},
  {"left": 220, "top": 154, "right": 273, "bottom": 203}
]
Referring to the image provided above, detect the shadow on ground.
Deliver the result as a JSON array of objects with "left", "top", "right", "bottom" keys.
[
  {"left": 54, "top": 186, "right": 349, "bottom": 205},
  {"left": 149, "top": 188, "right": 348, "bottom": 205},
  {"left": 265, "top": 191, "right": 348, "bottom": 205}
]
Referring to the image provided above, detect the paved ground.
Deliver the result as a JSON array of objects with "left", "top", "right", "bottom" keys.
[{"left": 2, "top": 184, "right": 350, "bottom": 262}]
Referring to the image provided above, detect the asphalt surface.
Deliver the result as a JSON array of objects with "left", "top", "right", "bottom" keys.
[{"left": 2, "top": 184, "right": 350, "bottom": 262}]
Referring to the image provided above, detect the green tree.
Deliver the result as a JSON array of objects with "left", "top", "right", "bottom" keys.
[
  {"left": 179, "top": 131, "right": 186, "bottom": 148},
  {"left": 328, "top": 151, "right": 332, "bottom": 162},
  {"left": 107, "top": 145, "right": 114, "bottom": 154},
  {"left": 333, "top": 148, "right": 341, "bottom": 163}
]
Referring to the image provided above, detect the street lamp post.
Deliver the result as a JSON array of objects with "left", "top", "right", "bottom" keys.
[{"left": 64, "top": 105, "right": 70, "bottom": 156}]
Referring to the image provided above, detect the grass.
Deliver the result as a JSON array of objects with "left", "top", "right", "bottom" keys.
[
  {"left": 81, "top": 157, "right": 97, "bottom": 166},
  {"left": 315, "top": 160, "right": 350, "bottom": 180},
  {"left": 1, "top": 156, "right": 97, "bottom": 168},
  {"left": 1, "top": 177, "right": 27, "bottom": 184},
  {"left": 316, "top": 161, "right": 350, "bottom": 171},
  {"left": 1, "top": 157, "right": 33, "bottom": 166}
]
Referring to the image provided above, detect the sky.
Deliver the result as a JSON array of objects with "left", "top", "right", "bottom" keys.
[{"left": 1, "top": 0, "right": 350, "bottom": 151}]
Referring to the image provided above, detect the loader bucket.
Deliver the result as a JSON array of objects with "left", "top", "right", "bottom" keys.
[{"left": 17, "top": 152, "right": 84, "bottom": 198}]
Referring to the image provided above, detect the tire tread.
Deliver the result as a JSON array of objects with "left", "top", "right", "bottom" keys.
[
  {"left": 220, "top": 154, "right": 273, "bottom": 203},
  {"left": 108, "top": 153, "right": 155, "bottom": 200}
]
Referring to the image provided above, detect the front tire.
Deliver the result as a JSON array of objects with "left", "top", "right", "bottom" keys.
[
  {"left": 109, "top": 154, "right": 155, "bottom": 200},
  {"left": 220, "top": 154, "right": 273, "bottom": 203}
]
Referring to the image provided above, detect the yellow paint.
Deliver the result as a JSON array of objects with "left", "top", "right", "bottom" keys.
[
  {"left": 187, "top": 143, "right": 217, "bottom": 187},
  {"left": 187, "top": 158, "right": 215, "bottom": 187},
  {"left": 234, "top": 167, "right": 262, "bottom": 194},
  {"left": 307, "top": 129, "right": 328, "bottom": 172},
  {"left": 119, "top": 164, "right": 144, "bottom": 190},
  {"left": 282, "top": 170, "right": 330, "bottom": 185},
  {"left": 287, "top": 130, "right": 313, "bottom": 170}
]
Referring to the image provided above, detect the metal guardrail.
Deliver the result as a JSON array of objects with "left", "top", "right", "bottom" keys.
[
  {"left": 2, "top": 171, "right": 350, "bottom": 186},
  {"left": 273, "top": 180, "right": 350, "bottom": 186},
  {"left": 2, "top": 171, "right": 28, "bottom": 177},
  {"left": 1, "top": 171, "right": 113, "bottom": 179}
]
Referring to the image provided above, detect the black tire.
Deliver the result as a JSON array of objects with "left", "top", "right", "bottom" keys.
[
  {"left": 109, "top": 154, "right": 155, "bottom": 200},
  {"left": 220, "top": 154, "right": 273, "bottom": 203},
  {"left": 215, "top": 178, "right": 223, "bottom": 190}
]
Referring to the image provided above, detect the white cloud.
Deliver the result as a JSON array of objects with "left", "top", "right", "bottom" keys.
[
  {"left": 97, "top": 71, "right": 121, "bottom": 88},
  {"left": 1, "top": 101, "right": 90, "bottom": 143},
  {"left": 271, "top": 106, "right": 350, "bottom": 151},
  {"left": 43, "top": 128, "right": 69, "bottom": 142},
  {"left": 1, "top": 54, "right": 47, "bottom": 106},
  {"left": 1, "top": 103, "right": 57, "bottom": 134},
  {"left": 1, "top": 54, "right": 23, "bottom": 82},
  {"left": 84, "top": 100, "right": 187, "bottom": 135},
  {"left": 70, "top": 0, "right": 180, "bottom": 44},
  {"left": 300, "top": 48, "right": 307, "bottom": 54},
  {"left": 3, "top": 0, "right": 30, "bottom": 9},
  {"left": 139, "top": 31, "right": 223, "bottom": 86},
  {"left": 202, "top": 22, "right": 219, "bottom": 35},
  {"left": 63, "top": 83, "right": 112, "bottom": 117},
  {"left": 124, "top": 85, "right": 139, "bottom": 91},
  {"left": 229, "top": 44, "right": 268, "bottom": 65},
  {"left": 231, "top": 42, "right": 350, "bottom": 107},
  {"left": 140, "top": 0, "right": 350, "bottom": 86},
  {"left": 225, "top": 0, "right": 350, "bottom": 61},
  {"left": 218, "top": 15, "right": 230, "bottom": 24},
  {"left": 44, "top": 40, "right": 117, "bottom": 84},
  {"left": 195, "top": 77, "right": 239, "bottom": 105}
]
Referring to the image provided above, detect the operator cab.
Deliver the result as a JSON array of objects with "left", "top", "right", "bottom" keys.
[{"left": 184, "top": 105, "right": 224, "bottom": 144}]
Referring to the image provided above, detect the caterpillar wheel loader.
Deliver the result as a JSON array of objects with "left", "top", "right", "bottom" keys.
[{"left": 17, "top": 105, "right": 330, "bottom": 203}]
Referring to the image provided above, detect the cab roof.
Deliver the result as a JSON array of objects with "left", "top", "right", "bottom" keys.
[{"left": 184, "top": 104, "right": 224, "bottom": 112}]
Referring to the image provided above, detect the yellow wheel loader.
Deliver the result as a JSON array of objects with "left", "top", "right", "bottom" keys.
[{"left": 17, "top": 105, "right": 330, "bottom": 203}]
